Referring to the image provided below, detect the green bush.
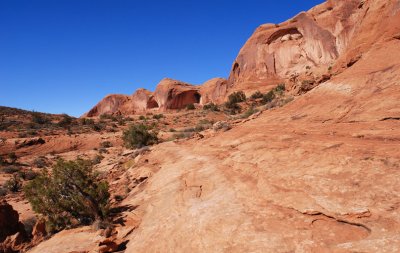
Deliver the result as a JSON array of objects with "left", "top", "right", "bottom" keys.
[
  {"left": 262, "top": 91, "right": 276, "bottom": 104},
  {"left": 273, "top": 84, "right": 286, "bottom": 95},
  {"left": 122, "top": 124, "right": 158, "bottom": 149},
  {"left": 152, "top": 114, "right": 164, "bottom": 120},
  {"left": 8, "top": 153, "right": 17, "bottom": 164},
  {"left": 24, "top": 159, "right": 110, "bottom": 233},
  {"left": 242, "top": 107, "right": 259, "bottom": 118},
  {"left": 203, "top": 103, "right": 219, "bottom": 111},
  {"left": 5, "top": 174, "right": 22, "bottom": 192},
  {"left": 33, "top": 156, "right": 48, "bottom": 168},
  {"left": 224, "top": 101, "right": 241, "bottom": 115},
  {"left": 139, "top": 115, "right": 146, "bottom": 120},
  {"left": 186, "top": 103, "right": 195, "bottom": 110},
  {"left": 58, "top": 114, "right": 73, "bottom": 128},
  {"left": 228, "top": 91, "right": 246, "bottom": 104},
  {"left": 1, "top": 166, "right": 19, "bottom": 174},
  {"left": 31, "top": 112, "right": 50, "bottom": 125},
  {"left": 80, "top": 118, "right": 95, "bottom": 126},
  {"left": 250, "top": 91, "right": 263, "bottom": 99},
  {"left": 100, "top": 141, "right": 113, "bottom": 149}
]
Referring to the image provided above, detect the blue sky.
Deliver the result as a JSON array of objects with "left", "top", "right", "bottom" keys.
[{"left": 0, "top": 0, "right": 324, "bottom": 117}]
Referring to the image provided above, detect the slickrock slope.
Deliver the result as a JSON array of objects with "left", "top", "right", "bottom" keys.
[{"left": 26, "top": 0, "right": 400, "bottom": 252}]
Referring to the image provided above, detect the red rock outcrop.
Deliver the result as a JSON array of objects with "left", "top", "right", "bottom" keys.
[
  {"left": 153, "top": 78, "right": 201, "bottom": 110},
  {"left": 85, "top": 94, "right": 133, "bottom": 117},
  {"left": 0, "top": 200, "right": 28, "bottom": 252},
  {"left": 227, "top": 0, "right": 370, "bottom": 90},
  {"left": 199, "top": 78, "right": 228, "bottom": 105}
]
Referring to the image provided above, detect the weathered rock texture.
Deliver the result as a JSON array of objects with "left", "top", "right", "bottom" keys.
[
  {"left": 199, "top": 78, "right": 228, "bottom": 105},
  {"left": 34, "top": 0, "right": 400, "bottom": 252},
  {"left": 227, "top": 0, "right": 368, "bottom": 89},
  {"left": 152, "top": 78, "right": 201, "bottom": 110},
  {"left": 0, "top": 200, "right": 28, "bottom": 252}
]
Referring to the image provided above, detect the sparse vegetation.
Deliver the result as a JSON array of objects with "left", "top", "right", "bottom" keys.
[
  {"left": 8, "top": 152, "right": 17, "bottom": 164},
  {"left": 122, "top": 124, "right": 158, "bottom": 149},
  {"left": 1, "top": 166, "right": 19, "bottom": 174},
  {"left": 34, "top": 156, "right": 48, "bottom": 168},
  {"left": 250, "top": 91, "right": 263, "bottom": 99},
  {"left": 203, "top": 103, "right": 219, "bottom": 111},
  {"left": 24, "top": 159, "right": 110, "bottom": 233},
  {"left": 152, "top": 114, "right": 164, "bottom": 120},
  {"left": 100, "top": 141, "right": 113, "bottom": 149},
  {"left": 242, "top": 107, "right": 259, "bottom": 118},
  {"left": 139, "top": 115, "right": 146, "bottom": 120},
  {"left": 228, "top": 91, "right": 246, "bottom": 104},
  {"left": 5, "top": 174, "right": 22, "bottom": 192},
  {"left": 186, "top": 103, "right": 195, "bottom": 110},
  {"left": 31, "top": 112, "right": 50, "bottom": 125},
  {"left": 261, "top": 90, "right": 276, "bottom": 105},
  {"left": 58, "top": 114, "right": 73, "bottom": 128}
]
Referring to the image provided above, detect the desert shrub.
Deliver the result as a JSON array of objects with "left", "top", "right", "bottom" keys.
[
  {"left": 0, "top": 186, "right": 7, "bottom": 197},
  {"left": 186, "top": 103, "right": 195, "bottom": 110},
  {"left": 228, "top": 91, "right": 246, "bottom": 104},
  {"left": 203, "top": 103, "right": 219, "bottom": 111},
  {"left": 92, "top": 155, "right": 104, "bottom": 165},
  {"left": 33, "top": 156, "right": 48, "bottom": 168},
  {"left": 1, "top": 166, "right": 19, "bottom": 174},
  {"left": 152, "top": 114, "right": 164, "bottom": 120},
  {"left": 24, "top": 159, "right": 110, "bottom": 233},
  {"left": 100, "top": 141, "right": 113, "bottom": 149},
  {"left": 273, "top": 84, "right": 286, "bottom": 95},
  {"left": 91, "top": 123, "right": 105, "bottom": 132},
  {"left": 250, "top": 91, "right": 263, "bottom": 99},
  {"left": 31, "top": 112, "right": 50, "bottom": 125},
  {"left": 58, "top": 114, "right": 73, "bottom": 128},
  {"left": 122, "top": 124, "right": 158, "bottom": 149},
  {"left": 5, "top": 174, "right": 22, "bottom": 192},
  {"left": 8, "top": 152, "right": 17, "bottom": 164},
  {"left": 80, "top": 118, "right": 95, "bottom": 126},
  {"left": 242, "top": 107, "right": 259, "bottom": 118},
  {"left": 262, "top": 91, "right": 276, "bottom": 104},
  {"left": 139, "top": 115, "right": 146, "bottom": 120},
  {"left": 169, "top": 128, "right": 176, "bottom": 132},
  {"left": 21, "top": 170, "right": 38, "bottom": 181},
  {"left": 224, "top": 101, "right": 242, "bottom": 115}
]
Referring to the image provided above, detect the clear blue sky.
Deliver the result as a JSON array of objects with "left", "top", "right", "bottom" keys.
[{"left": 0, "top": 0, "right": 324, "bottom": 117}]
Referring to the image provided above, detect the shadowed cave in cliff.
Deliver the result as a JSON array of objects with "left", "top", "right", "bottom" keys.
[
  {"left": 267, "top": 27, "right": 303, "bottom": 44},
  {"left": 147, "top": 97, "right": 159, "bottom": 109},
  {"left": 168, "top": 91, "right": 201, "bottom": 109}
]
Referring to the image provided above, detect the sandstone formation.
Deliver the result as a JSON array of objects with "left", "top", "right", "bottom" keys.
[
  {"left": 18, "top": 0, "right": 400, "bottom": 252},
  {"left": 227, "top": 0, "right": 361, "bottom": 88},
  {"left": 152, "top": 78, "right": 201, "bottom": 110},
  {"left": 85, "top": 94, "right": 133, "bottom": 117},
  {"left": 0, "top": 200, "right": 28, "bottom": 252},
  {"left": 199, "top": 78, "right": 228, "bottom": 105}
]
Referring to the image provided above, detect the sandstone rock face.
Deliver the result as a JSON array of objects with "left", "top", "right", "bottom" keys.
[
  {"left": 227, "top": 0, "right": 366, "bottom": 88},
  {"left": 199, "top": 78, "right": 228, "bottom": 104},
  {"left": 0, "top": 200, "right": 25, "bottom": 242},
  {"left": 153, "top": 78, "right": 201, "bottom": 110},
  {"left": 85, "top": 94, "right": 133, "bottom": 117},
  {"left": 131, "top": 88, "right": 156, "bottom": 111},
  {"left": 39, "top": 1, "right": 400, "bottom": 251},
  {"left": 0, "top": 200, "right": 28, "bottom": 252}
]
